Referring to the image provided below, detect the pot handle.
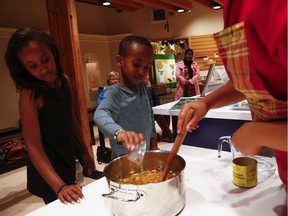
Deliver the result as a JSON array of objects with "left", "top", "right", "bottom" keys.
[
  {"left": 217, "top": 135, "right": 231, "bottom": 158},
  {"left": 102, "top": 188, "right": 141, "bottom": 202}
]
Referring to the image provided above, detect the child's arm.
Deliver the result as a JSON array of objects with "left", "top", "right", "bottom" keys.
[{"left": 94, "top": 89, "right": 145, "bottom": 151}]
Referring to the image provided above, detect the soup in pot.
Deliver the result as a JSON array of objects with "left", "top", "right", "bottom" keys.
[{"left": 118, "top": 169, "right": 178, "bottom": 185}]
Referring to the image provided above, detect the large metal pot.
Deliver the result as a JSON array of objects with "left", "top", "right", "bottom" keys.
[{"left": 102, "top": 151, "right": 186, "bottom": 216}]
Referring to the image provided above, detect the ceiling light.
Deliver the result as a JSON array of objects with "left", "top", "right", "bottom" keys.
[
  {"left": 212, "top": 2, "right": 221, "bottom": 10},
  {"left": 103, "top": 1, "right": 111, "bottom": 6},
  {"left": 177, "top": 8, "right": 185, "bottom": 13}
]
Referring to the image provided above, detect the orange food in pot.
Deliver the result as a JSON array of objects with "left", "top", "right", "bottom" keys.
[{"left": 118, "top": 169, "right": 178, "bottom": 184}]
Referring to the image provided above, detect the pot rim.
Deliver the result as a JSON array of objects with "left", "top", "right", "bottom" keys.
[{"left": 103, "top": 150, "right": 186, "bottom": 185}]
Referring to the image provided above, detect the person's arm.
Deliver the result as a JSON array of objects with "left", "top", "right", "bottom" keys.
[
  {"left": 177, "top": 81, "right": 246, "bottom": 133},
  {"left": 176, "top": 62, "right": 186, "bottom": 85},
  {"left": 94, "top": 89, "right": 144, "bottom": 151},
  {"left": 19, "top": 90, "right": 83, "bottom": 204},
  {"left": 94, "top": 90, "right": 122, "bottom": 139},
  {"left": 188, "top": 62, "right": 200, "bottom": 84},
  {"left": 231, "top": 121, "right": 287, "bottom": 154},
  {"left": 202, "top": 80, "right": 246, "bottom": 109}
]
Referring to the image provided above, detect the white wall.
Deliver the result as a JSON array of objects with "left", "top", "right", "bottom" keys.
[
  {"left": 101, "top": 4, "right": 223, "bottom": 38},
  {"left": 0, "top": 28, "right": 21, "bottom": 130},
  {"left": 0, "top": 0, "right": 223, "bottom": 37},
  {"left": 0, "top": 0, "right": 224, "bottom": 130}
]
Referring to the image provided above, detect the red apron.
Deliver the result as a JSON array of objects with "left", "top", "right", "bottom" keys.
[{"left": 214, "top": 22, "right": 287, "bottom": 185}]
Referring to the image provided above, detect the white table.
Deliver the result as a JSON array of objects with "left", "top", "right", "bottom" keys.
[
  {"left": 27, "top": 145, "right": 286, "bottom": 216},
  {"left": 152, "top": 100, "right": 252, "bottom": 121},
  {"left": 153, "top": 98, "right": 252, "bottom": 150}
]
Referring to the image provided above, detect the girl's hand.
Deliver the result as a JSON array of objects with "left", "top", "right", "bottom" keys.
[
  {"left": 57, "top": 183, "right": 84, "bottom": 204},
  {"left": 116, "top": 131, "right": 145, "bottom": 151}
]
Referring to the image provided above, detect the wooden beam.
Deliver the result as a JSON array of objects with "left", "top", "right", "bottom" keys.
[
  {"left": 109, "top": 0, "right": 143, "bottom": 9},
  {"left": 160, "top": 0, "right": 193, "bottom": 11},
  {"left": 193, "top": 0, "right": 213, "bottom": 10},
  {"left": 134, "top": 0, "right": 179, "bottom": 12},
  {"left": 213, "top": 0, "right": 223, "bottom": 6},
  {"left": 114, "top": 4, "right": 139, "bottom": 12},
  {"left": 46, "top": 0, "right": 94, "bottom": 162}
]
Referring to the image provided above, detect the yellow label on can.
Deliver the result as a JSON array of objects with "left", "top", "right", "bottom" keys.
[{"left": 232, "top": 157, "right": 258, "bottom": 188}]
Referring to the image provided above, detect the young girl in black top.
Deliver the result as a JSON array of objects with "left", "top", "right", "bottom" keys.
[{"left": 5, "top": 27, "right": 95, "bottom": 204}]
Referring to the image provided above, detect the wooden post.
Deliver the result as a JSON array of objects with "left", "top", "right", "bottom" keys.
[{"left": 45, "top": 0, "right": 94, "bottom": 162}]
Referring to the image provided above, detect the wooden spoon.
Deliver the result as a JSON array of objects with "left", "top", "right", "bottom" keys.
[{"left": 161, "top": 109, "right": 194, "bottom": 181}]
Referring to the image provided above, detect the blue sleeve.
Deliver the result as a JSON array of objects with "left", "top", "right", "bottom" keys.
[
  {"left": 97, "top": 91, "right": 104, "bottom": 105},
  {"left": 97, "top": 86, "right": 105, "bottom": 105},
  {"left": 94, "top": 88, "right": 122, "bottom": 139}
]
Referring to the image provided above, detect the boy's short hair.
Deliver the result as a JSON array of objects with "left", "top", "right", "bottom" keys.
[{"left": 118, "top": 35, "right": 153, "bottom": 57}]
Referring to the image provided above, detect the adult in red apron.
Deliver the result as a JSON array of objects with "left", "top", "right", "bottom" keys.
[
  {"left": 177, "top": 0, "right": 287, "bottom": 186},
  {"left": 216, "top": 0, "right": 287, "bottom": 186}
]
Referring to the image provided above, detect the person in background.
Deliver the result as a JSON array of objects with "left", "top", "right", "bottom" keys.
[
  {"left": 4, "top": 27, "right": 96, "bottom": 204},
  {"left": 175, "top": 48, "right": 200, "bottom": 100},
  {"left": 144, "top": 73, "right": 174, "bottom": 143},
  {"left": 94, "top": 35, "right": 158, "bottom": 158},
  {"left": 97, "top": 71, "right": 120, "bottom": 105},
  {"left": 177, "top": 1, "right": 287, "bottom": 187}
]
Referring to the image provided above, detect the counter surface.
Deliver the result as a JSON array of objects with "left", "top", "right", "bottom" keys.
[
  {"left": 153, "top": 99, "right": 252, "bottom": 121},
  {"left": 27, "top": 145, "right": 286, "bottom": 216}
]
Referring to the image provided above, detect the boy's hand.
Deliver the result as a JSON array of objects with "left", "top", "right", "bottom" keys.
[{"left": 116, "top": 131, "right": 145, "bottom": 151}]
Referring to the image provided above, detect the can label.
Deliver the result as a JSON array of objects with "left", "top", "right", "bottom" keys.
[{"left": 232, "top": 157, "right": 257, "bottom": 188}]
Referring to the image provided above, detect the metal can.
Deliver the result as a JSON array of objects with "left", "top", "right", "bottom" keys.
[{"left": 232, "top": 157, "right": 258, "bottom": 188}]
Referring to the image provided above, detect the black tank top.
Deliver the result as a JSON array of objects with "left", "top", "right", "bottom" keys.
[{"left": 27, "top": 77, "right": 76, "bottom": 198}]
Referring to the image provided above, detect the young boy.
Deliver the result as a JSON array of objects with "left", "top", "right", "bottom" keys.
[{"left": 94, "top": 35, "right": 158, "bottom": 158}]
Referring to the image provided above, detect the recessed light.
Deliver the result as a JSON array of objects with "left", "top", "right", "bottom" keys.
[
  {"left": 212, "top": 2, "right": 221, "bottom": 10},
  {"left": 103, "top": 1, "right": 111, "bottom": 6}
]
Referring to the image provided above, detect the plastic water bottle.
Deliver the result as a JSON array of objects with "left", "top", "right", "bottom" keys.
[{"left": 75, "top": 159, "right": 84, "bottom": 184}]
